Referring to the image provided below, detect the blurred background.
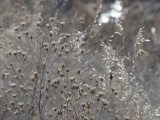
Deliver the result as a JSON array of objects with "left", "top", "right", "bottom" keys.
[{"left": 0, "top": 0, "right": 160, "bottom": 108}]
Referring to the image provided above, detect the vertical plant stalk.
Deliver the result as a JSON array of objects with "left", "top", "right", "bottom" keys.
[{"left": 66, "top": 70, "right": 69, "bottom": 120}]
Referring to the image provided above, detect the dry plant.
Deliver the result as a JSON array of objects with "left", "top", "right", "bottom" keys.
[{"left": 0, "top": 0, "right": 159, "bottom": 120}]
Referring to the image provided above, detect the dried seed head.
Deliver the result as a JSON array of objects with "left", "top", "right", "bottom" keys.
[
  {"left": 61, "top": 63, "right": 65, "bottom": 69},
  {"left": 99, "top": 77, "right": 104, "bottom": 81},
  {"left": 43, "top": 61, "right": 46, "bottom": 67},
  {"left": 21, "top": 52, "right": 26, "bottom": 57},
  {"left": 9, "top": 41, "right": 12, "bottom": 45},
  {"left": 49, "top": 31, "right": 53, "bottom": 36},
  {"left": 49, "top": 17, "right": 54, "bottom": 22},
  {"left": 63, "top": 104, "right": 67, "bottom": 109},
  {"left": 60, "top": 21, "right": 65, "bottom": 27},
  {"left": 72, "top": 84, "right": 79, "bottom": 90},
  {"left": 68, "top": 92, "right": 72, "bottom": 96},
  {"left": 30, "top": 35, "right": 33, "bottom": 40},
  {"left": 14, "top": 75, "right": 19, "bottom": 80},
  {"left": 17, "top": 35, "right": 21, "bottom": 39},
  {"left": 108, "top": 109, "right": 111, "bottom": 113},
  {"left": 101, "top": 99, "right": 109, "bottom": 106},
  {"left": 63, "top": 84, "right": 67, "bottom": 88},
  {"left": 10, "top": 83, "right": 17, "bottom": 88},
  {"left": 16, "top": 68, "right": 21, "bottom": 72},
  {"left": 124, "top": 117, "right": 129, "bottom": 120},
  {"left": 88, "top": 86, "right": 96, "bottom": 94},
  {"left": 12, "top": 51, "right": 18, "bottom": 56},
  {"left": 69, "top": 76, "right": 75, "bottom": 82},
  {"left": 80, "top": 49, "right": 85, "bottom": 54},
  {"left": 51, "top": 41, "right": 56, "bottom": 46},
  {"left": 14, "top": 26, "right": 18, "bottom": 32},
  {"left": 36, "top": 21, "right": 41, "bottom": 26},
  {"left": 42, "top": 42, "right": 49, "bottom": 48},
  {"left": 65, "top": 33, "right": 70, "bottom": 38},
  {"left": 33, "top": 72, "right": 38, "bottom": 77},
  {"left": 60, "top": 73, "right": 64, "bottom": 77},
  {"left": 12, "top": 93, "right": 17, "bottom": 98},
  {"left": 20, "top": 74, "right": 24, "bottom": 78},
  {"left": 57, "top": 110, "right": 62, "bottom": 115},
  {"left": 115, "top": 116, "right": 119, "bottom": 120},
  {"left": 65, "top": 49, "right": 69, "bottom": 54},
  {"left": 114, "top": 91, "right": 118, "bottom": 96},
  {"left": 46, "top": 24, "right": 50, "bottom": 28},
  {"left": 24, "top": 30, "right": 28, "bottom": 36},
  {"left": 97, "top": 92, "right": 105, "bottom": 97},
  {"left": 18, "top": 102, "right": 24, "bottom": 107},
  {"left": 20, "top": 21, "right": 26, "bottom": 27},
  {"left": 30, "top": 75, "right": 35, "bottom": 81},
  {"left": 81, "top": 102, "right": 86, "bottom": 108},
  {"left": 66, "top": 68, "right": 70, "bottom": 72},
  {"left": 76, "top": 69, "right": 81, "bottom": 74},
  {"left": 111, "top": 88, "right": 115, "bottom": 92}
]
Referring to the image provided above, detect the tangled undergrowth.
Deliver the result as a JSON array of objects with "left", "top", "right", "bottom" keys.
[{"left": 0, "top": 0, "right": 159, "bottom": 120}]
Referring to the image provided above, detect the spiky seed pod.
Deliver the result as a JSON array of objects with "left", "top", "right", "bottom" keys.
[
  {"left": 14, "top": 26, "right": 18, "bottom": 32},
  {"left": 108, "top": 109, "right": 111, "bottom": 113},
  {"left": 20, "top": 21, "right": 26, "bottom": 27},
  {"left": 33, "top": 72, "right": 38, "bottom": 78},
  {"left": 57, "top": 110, "right": 62, "bottom": 115},
  {"left": 76, "top": 69, "right": 81, "bottom": 74},
  {"left": 21, "top": 52, "right": 26, "bottom": 57},
  {"left": 97, "top": 92, "right": 105, "bottom": 97},
  {"left": 12, "top": 93, "right": 17, "bottom": 98},
  {"left": 9, "top": 41, "right": 12, "bottom": 45},
  {"left": 51, "top": 41, "right": 56, "bottom": 46},
  {"left": 65, "top": 49, "right": 69, "bottom": 54},
  {"left": 17, "top": 35, "right": 21, "bottom": 40},
  {"left": 60, "top": 73, "right": 64, "bottom": 77},
  {"left": 61, "top": 45, "right": 64, "bottom": 50},
  {"left": 60, "top": 21, "right": 65, "bottom": 27},
  {"left": 89, "top": 86, "right": 96, "bottom": 94},
  {"left": 10, "top": 100, "right": 15, "bottom": 106},
  {"left": 15, "top": 75, "right": 19, "bottom": 80},
  {"left": 36, "top": 21, "right": 41, "bottom": 26},
  {"left": 69, "top": 76, "right": 75, "bottom": 82},
  {"left": 16, "top": 68, "right": 21, "bottom": 72},
  {"left": 72, "top": 84, "right": 79, "bottom": 90},
  {"left": 65, "top": 33, "right": 70, "bottom": 38},
  {"left": 13, "top": 51, "right": 18, "bottom": 56},
  {"left": 53, "top": 47, "right": 57, "bottom": 52},
  {"left": 68, "top": 92, "right": 72, "bottom": 96},
  {"left": 64, "top": 84, "right": 67, "bottom": 88},
  {"left": 111, "top": 88, "right": 115, "bottom": 92},
  {"left": 63, "top": 104, "right": 67, "bottom": 109},
  {"left": 61, "top": 63, "right": 65, "bottom": 69},
  {"left": 30, "top": 75, "right": 35, "bottom": 81},
  {"left": 99, "top": 77, "right": 104, "bottom": 81},
  {"left": 49, "top": 17, "right": 54, "bottom": 22},
  {"left": 30, "top": 35, "right": 33, "bottom": 40},
  {"left": 43, "top": 61, "right": 46, "bottom": 67},
  {"left": 10, "top": 83, "right": 16, "bottom": 88},
  {"left": 66, "top": 68, "right": 70, "bottom": 72},
  {"left": 80, "top": 49, "right": 85, "bottom": 54},
  {"left": 114, "top": 91, "right": 118, "bottom": 95},
  {"left": 115, "top": 116, "right": 119, "bottom": 120},
  {"left": 18, "top": 102, "right": 24, "bottom": 107},
  {"left": 81, "top": 102, "right": 86, "bottom": 108},
  {"left": 20, "top": 74, "right": 24, "bottom": 78},
  {"left": 49, "top": 31, "right": 53, "bottom": 36},
  {"left": 46, "top": 24, "right": 50, "bottom": 28},
  {"left": 24, "top": 30, "right": 28, "bottom": 36},
  {"left": 101, "top": 99, "right": 109, "bottom": 106}
]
